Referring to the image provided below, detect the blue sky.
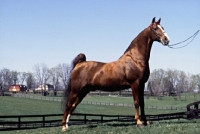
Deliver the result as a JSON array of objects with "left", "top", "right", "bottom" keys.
[{"left": 0, "top": 0, "right": 200, "bottom": 74}]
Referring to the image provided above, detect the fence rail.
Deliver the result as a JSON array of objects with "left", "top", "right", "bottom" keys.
[
  {"left": 10, "top": 94, "right": 186, "bottom": 110},
  {"left": 1, "top": 100, "right": 200, "bottom": 131},
  {"left": 186, "top": 101, "right": 200, "bottom": 119},
  {"left": 0, "top": 112, "right": 188, "bottom": 131},
  {"left": 81, "top": 101, "right": 186, "bottom": 110}
]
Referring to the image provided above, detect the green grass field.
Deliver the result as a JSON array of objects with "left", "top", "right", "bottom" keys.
[
  {"left": 0, "top": 96, "right": 62, "bottom": 115},
  {"left": 83, "top": 95, "right": 200, "bottom": 107},
  {"left": 1, "top": 120, "right": 200, "bottom": 134},
  {"left": 1, "top": 94, "right": 200, "bottom": 134},
  {"left": 0, "top": 96, "right": 189, "bottom": 116},
  {"left": 10, "top": 91, "right": 200, "bottom": 109}
]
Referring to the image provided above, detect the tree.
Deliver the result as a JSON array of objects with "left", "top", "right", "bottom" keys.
[
  {"left": 147, "top": 81, "right": 154, "bottom": 96},
  {"left": 175, "top": 70, "right": 188, "bottom": 99},
  {"left": 197, "top": 74, "right": 200, "bottom": 90},
  {"left": 34, "top": 63, "right": 50, "bottom": 95},
  {"left": 26, "top": 72, "right": 35, "bottom": 90},
  {"left": 165, "top": 69, "right": 178, "bottom": 91},
  {"left": 57, "top": 63, "right": 71, "bottom": 90},
  {"left": 18, "top": 72, "right": 28, "bottom": 85},
  {"left": 0, "top": 68, "right": 11, "bottom": 91},
  {"left": 0, "top": 70, "right": 3, "bottom": 88},
  {"left": 49, "top": 67, "right": 60, "bottom": 95},
  {"left": 147, "top": 69, "right": 165, "bottom": 97},
  {"left": 10, "top": 71, "right": 18, "bottom": 85},
  {"left": 162, "top": 77, "right": 174, "bottom": 96},
  {"left": 188, "top": 74, "right": 200, "bottom": 92}
]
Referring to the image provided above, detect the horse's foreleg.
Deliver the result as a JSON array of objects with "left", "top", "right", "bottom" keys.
[
  {"left": 139, "top": 84, "right": 147, "bottom": 125},
  {"left": 131, "top": 83, "right": 143, "bottom": 126},
  {"left": 62, "top": 91, "right": 88, "bottom": 132}
]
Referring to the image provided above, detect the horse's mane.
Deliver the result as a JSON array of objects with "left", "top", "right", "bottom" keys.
[{"left": 123, "top": 27, "right": 148, "bottom": 54}]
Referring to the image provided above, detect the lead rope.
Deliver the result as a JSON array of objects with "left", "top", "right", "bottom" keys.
[{"left": 167, "top": 30, "right": 199, "bottom": 49}]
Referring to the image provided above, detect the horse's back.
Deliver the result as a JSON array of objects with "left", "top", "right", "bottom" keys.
[{"left": 71, "top": 60, "right": 130, "bottom": 91}]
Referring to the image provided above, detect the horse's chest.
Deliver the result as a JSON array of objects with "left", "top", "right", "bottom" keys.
[{"left": 126, "top": 63, "right": 149, "bottom": 82}]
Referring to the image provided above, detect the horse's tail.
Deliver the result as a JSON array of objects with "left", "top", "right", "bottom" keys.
[{"left": 62, "top": 53, "right": 86, "bottom": 111}]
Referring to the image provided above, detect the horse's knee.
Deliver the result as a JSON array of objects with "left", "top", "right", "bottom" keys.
[{"left": 134, "top": 101, "right": 139, "bottom": 108}]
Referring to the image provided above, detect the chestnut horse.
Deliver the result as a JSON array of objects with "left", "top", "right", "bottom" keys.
[{"left": 62, "top": 17, "right": 170, "bottom": 131}]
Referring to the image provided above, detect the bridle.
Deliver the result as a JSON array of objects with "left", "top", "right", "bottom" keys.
[
  {"left": 167, "top": 30, "right": 199, "bottom": 49},
  {"left": 150, "top": 25, "right": 168, "bottom": 45},
  {"left": 150, "top": 26, "right": 162, "bottom": 39},
  {"left": 150, "top": 25, "right": 199, "bottom": 49}
]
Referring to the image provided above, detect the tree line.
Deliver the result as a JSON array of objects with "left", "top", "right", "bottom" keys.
[
  {"left": 147, "top": 69, "right": 200, "bottom": 98},
  {"left": 0, "top": 64, "right": 200, "bottom": 96},
  {"left": 0, "top": 63, "right": 71, "bottom": 92}
]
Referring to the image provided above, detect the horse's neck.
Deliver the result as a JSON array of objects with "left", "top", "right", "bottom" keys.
[{"left": 123, "top": 27, "right": 153, "bottom": 62}]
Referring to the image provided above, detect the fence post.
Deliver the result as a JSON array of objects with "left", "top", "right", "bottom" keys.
[
  {"left": 42, "top": 116, "right": 45, "bottom": 127},
  {"left": 101, "top": 115, "right": 103, "bottom": 123},
  {"left": 194, "top": 103, "right": 199, "bottom": 117},
  {"left": 84, "top": 114, "right": 87, "bottom": 124},
  {"left": 187, "top": 106, "right": 190, "bottom": 119},
  {"left": 18, "top": 116, "right": 21, "bottom": 129}
]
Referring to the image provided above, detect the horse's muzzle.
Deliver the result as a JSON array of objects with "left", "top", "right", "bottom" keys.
[{"left": 161, "top": 37, "right": 170, "bottom": 46}]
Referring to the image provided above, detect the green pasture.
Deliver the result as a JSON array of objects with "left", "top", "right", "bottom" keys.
[
  {"left": 10, "top": 91, "right": 200, "bottom": 108},
  {"left": 1, "top": 94, "right": 200, "bottom": 134},
  {"left": 0, "top": 97, "right": 62, "bottom": 116},
  {"left": 83, "top": 92, "right": 200, "bottom": 108},
  {"left": 1, "top": 120, "right": 200, "bottom": 134},
  {"left": 1, "top": 92, "right": 200, "bottom": 116},
  {"left": 0, "top": 95, "right": 193, "bottom": 116}
]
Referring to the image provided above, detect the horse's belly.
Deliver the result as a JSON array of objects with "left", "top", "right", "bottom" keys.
[
  {"left": 91, "top": 84, "right": 130, "bottom": 92},
  {"left": 91, "top": 76, "right": 130, "bottom": 91}
]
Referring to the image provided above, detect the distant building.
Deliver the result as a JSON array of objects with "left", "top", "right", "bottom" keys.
[
  {"left": 9, "top": 85, "right": 27, "bottom": 92},
  {"left": 35, "top": 84, "right": 54, "bottom": 91}
]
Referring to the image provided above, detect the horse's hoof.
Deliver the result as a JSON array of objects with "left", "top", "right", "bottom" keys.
[
  {"left": 136, "top": 124, "right": 144, "bottom": 128},
  {"left": 61, "top": 127, "right": 68, "bottom": 132},
  {"left": 143, "top": 121, "right": 150, "bottom": 126}
]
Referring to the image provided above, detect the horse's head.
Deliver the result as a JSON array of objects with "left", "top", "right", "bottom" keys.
[{"left": 150, "top": 17, "right": 170, "bottom": 46}]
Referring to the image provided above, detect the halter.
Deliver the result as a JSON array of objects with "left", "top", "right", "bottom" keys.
[
  {"left": 150, "top": 26, "right": 162, "bottom": 39},
  {"left": 150, "top": 24, "right": 167, "bottom": 45}
]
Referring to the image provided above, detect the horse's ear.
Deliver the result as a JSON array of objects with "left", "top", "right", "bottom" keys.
[
  {"left": 157, "top": 18, "right": 161, "bottom": 24},
  {"left": 152, "top": 17, "right": 156, "bottom": 23}
]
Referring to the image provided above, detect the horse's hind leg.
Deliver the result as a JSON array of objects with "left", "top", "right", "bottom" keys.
[
  {"left": 62, "top": 89, "right": 89, "bottom": 132},
  {"left": 62, "top": 92, "right": 78, "bottom": 132}
]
